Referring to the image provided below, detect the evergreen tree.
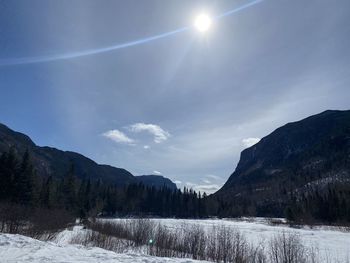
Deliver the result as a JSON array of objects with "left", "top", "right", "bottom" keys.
[
  {"left": 39, "top": 176, "right": 55, "bottom": 209},
  {"left": 0, "top": 149, "right": 18, "bottom": 201},
  {"left": 62, "top": 163, "right": 77, "bottom": 211},
  {"left": 14, "top": 150, "right": 37, "bottom": 206}
]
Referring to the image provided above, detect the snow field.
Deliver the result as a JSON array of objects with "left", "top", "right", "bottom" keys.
[
  {"left": 105, "top": 218, "right": 350, "bottom": 262},
  {"left": 0, "top": 218, "right": 349, "bottom": 262}
]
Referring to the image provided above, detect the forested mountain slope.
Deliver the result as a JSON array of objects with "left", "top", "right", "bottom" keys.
[{"left": 213, "top": 110, "right": 350, "bottom": 222}]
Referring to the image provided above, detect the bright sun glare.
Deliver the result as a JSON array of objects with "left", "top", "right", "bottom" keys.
[{"left": 194, "top": 13, "right": 212, "bottom": 32}]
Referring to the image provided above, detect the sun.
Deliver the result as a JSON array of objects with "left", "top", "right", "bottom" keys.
[{"left": 194, "top": 13, "right": 212, "bottom": 32}]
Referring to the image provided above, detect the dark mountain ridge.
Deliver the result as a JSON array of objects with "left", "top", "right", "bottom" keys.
[
  {"left": 0, "top": 123, "right": 176, "bottom": 189},
  {"left": 213, "top": 110, "right": 350, "bottom": 219}
]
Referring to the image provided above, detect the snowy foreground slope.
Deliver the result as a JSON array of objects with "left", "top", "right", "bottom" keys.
[{"left": 0, "top": 233, "right": 206, "bottom": 263}]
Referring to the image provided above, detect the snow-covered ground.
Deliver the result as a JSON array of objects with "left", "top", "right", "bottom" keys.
[
  {"left": 0, "top": 232, "right": 206, "bottom": 263},
  {"left": 106, "top": 218, "right": 350, "bottom": 262},
  {"left": 0, "top": 218, "right": 349, "bottom": 262}
]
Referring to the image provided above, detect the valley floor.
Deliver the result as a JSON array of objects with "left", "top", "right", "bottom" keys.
[
  {"left": 137, "top": 218, "right": 350, "bottom": 261},
  {"left": 0, "top": 218, "right": 349, "bottom": 262}
]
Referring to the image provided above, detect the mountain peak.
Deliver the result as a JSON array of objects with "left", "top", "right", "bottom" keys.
[{"left": 0, "top": 123, "right": 36, "bottom": 149}]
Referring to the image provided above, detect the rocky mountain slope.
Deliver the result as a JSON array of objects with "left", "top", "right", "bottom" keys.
[{"left": 214, "top": 110, "right": 350, "bottom": 216}]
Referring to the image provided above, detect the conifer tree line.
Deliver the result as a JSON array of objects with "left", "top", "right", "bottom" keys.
[
  {"left": 0, "top": 149, "right": 208, "bottom": 218},
  {"left": 1, "top": 148, "right": 350, "bottom": 224},
  {"left": 285, "top": 183, "right": 350, "bottom": 224},
  {"left": 212, "top": 182, "right": 350, "bottom": 224}
]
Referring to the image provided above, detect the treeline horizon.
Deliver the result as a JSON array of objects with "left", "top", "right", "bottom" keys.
[
  {"left": 0, "top": 149, "right": 208, "bottom": 219},
  {"left": 0, "top": 148, "right": 349, "bottom": 225}
]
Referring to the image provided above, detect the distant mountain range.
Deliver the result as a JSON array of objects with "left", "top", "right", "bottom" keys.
[
  {"left": 136, "top": 175, "right": 177, "bottom": 191},
  {"left": 0, "top": 123, "right": 176, "bottom": 190},
  {"left": 213, "top": 110, "right": 350, "bottom": 217}
]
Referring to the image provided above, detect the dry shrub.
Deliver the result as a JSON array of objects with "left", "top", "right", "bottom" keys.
[
  {"left": 28, "top": 208, "right": 75, "bottom": 239},
  {"left": 268, "top": 231, "right": 313, "bottom": 263},
  {"left": 129, "top": 218, "right": 155, "bottom": 246},
  {"left": 0, "top": 202, "right": 75, "bottom": 239},
  {"left": 84, "top": 220, "right": 269, "bottom": 262},
  {"left": 149, "top": 224, "right": 182, "bottom": 258},
  {"left": 71, "top": 231, "right": 128, "bottom": 253},
  {"left": 86, "top": 220, "right": 331, "bottom": 263},
  {"left": 0, "top": 202, "right": 28, "bottom": 233},
  {"left": 86, "top": 219, "right": 154, "bottom": 247},
  {"left": 206, "top": 225, "right": 257, "bottom": 263}
]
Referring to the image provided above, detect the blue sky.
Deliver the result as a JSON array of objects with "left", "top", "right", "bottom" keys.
[{"left": 1, "top": 0, "right": 350, "bottom": 193}]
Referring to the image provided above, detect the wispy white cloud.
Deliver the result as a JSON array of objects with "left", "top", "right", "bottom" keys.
[
  {"left": 242, "top": 137, "right": 260, "bottom": 148},
  {"left": 206, "top": 174, "right": 223, "bottom": 181},
  {"left": 102, "top": 130, "right": 135, "bottom": 145},
  {"left": 143, "top": 145, "right": 150, "bottom": 149},
  {"left": 153, "top": 170, "right": 162, "bottom": 175},
  {"left": 174, "top": 180, "right": 182, "bottom": 184},
  {"left": 129, "top": 123, "right": 170, "bottom": 143},
  {"left": 194, "top": 184, "right": 221, "bottom": 194},
  {"left": 202, "top": 179, "right": 211, "bottom": 184}
]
